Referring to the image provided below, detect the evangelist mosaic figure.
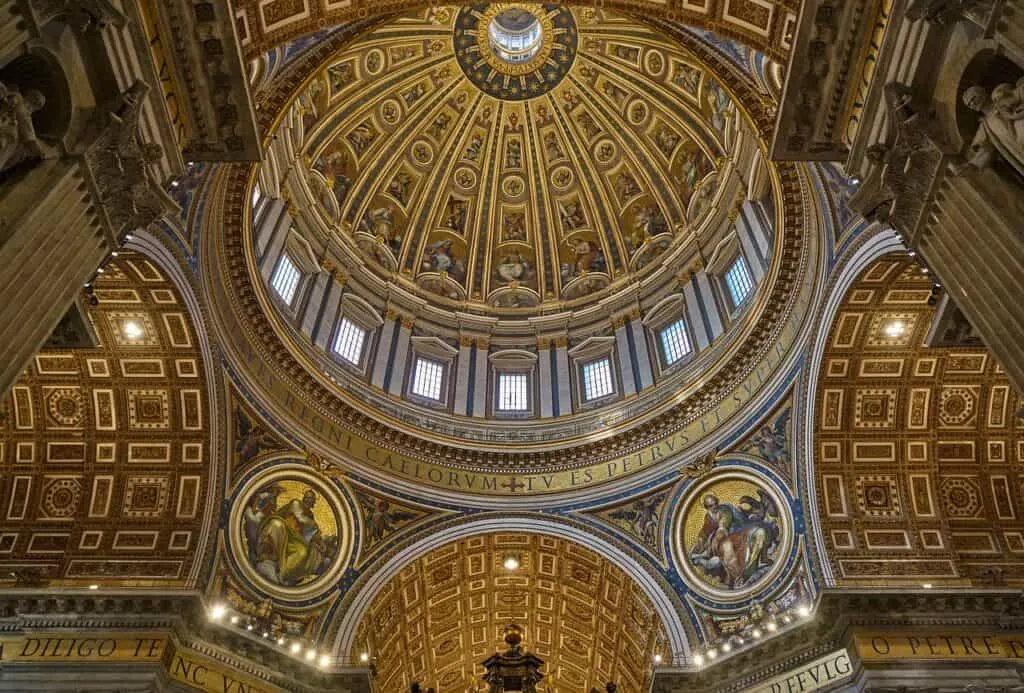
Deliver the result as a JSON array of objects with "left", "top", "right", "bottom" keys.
[
  {"left": 243, "top": 483, "right": 339, "bottom": 587},
  {"left": 689, "top": 490, "right": 780, "bottom": 589}
]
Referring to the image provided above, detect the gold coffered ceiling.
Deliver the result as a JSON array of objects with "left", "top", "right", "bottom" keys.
[
  {"left": 352, "top": 533, "right": 669, "bottom": 692},
  {"left": 815, "top": 255, "right": 1024, "bottom": 587},
  {"left": 296, "top": 6, "right": 738, "bottom": 316},
  {"left": 0, "top": 252, "right": 214, "bottom": 588}
]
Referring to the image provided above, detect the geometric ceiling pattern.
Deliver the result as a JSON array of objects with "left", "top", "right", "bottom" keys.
[
  {"left": 297, "top": 7, "right": 735, "bottom": 314},
  {"left": 232, "top": 0, "right": 800, "bottom": 62},
  {"left": 0, "top": 252, "right": 212, "bottom": 588},
  {"left": 814, "top": 254, "right": 1024, "bottom": 588},
  {"left": 352, "top": 533, "right": 669, "bottom": 692}
]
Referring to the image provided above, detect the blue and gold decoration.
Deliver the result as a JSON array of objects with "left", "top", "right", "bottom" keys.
[{"left": 453, "top": 3, "right": 578, "bottom": 100}]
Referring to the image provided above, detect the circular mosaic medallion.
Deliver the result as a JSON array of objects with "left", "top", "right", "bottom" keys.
[
  {"left": 644, "top": 49, "right": 666, "bottom": 77},
  {"left": 502, "top": 174, "right": 526, "bottom": 198},
  {"left": 550, "top": 165, "right": 574, "bottom": 191},
  {"left": 364, "top": 48, "right": 385, "bottom": 75},
  {"left": 673, "top": 468, "right": 793, "bottom": 602},
  {"left": 380, "top": 98, "right": 402, "bottom": 125},
  {"left": 454, "top": 4, "right": 578, "bottom": 101},
  {"left": 454, "top": 166, "right": 478, "bottom": 191},
  {"left": 593, "top": 138, "right": 619, "bottom": 166},
  {"left": 627, "top": 99, "right": 650, "bottom": 127},
  {"left": 229, "top": 465, "right": 354, "bottom": 600},
  {"left": 411, "top": 139, "right": 435, "bottom": 167}
]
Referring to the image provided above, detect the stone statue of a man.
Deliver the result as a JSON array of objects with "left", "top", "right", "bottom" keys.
[
  {"left": 0, "top": 81, "right": 45, "bottom": 175},
  {"left": 961, "top": 79, "right": 1024, "bottom": 178}
]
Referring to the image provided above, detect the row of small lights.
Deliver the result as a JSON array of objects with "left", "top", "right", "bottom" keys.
[
  {"left": 687, "top": 604, "right": 813, "bottom": 668},
  {"left": 676, "top": 583, "right": 939, "bottom": 669},
  {"left": 82, "top": 234, "right": 150, "bottom": 340},
  {"left": 497, "top": 554, "right": 815, "bottom": 670},
  {"left": 83, "top": 234, "right": 134, "bottom": 306},
  {"left": 206, "top": 603, "right": 373, "bottom": 669},
  {"left": 881, "top": 251, "right": 943, "bottom": 340}
]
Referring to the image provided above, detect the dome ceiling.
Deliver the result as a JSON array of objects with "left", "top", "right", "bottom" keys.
[{"left": 296, "top": 5, "right": 734, "bottom": 316}]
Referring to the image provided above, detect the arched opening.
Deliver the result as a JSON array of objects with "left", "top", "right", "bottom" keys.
[{"left": 349, "top": 532, "right": 670, "bottom": 692}]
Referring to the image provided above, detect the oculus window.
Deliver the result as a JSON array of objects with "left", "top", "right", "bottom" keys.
[
  {"left": 582, "top": 358, "right": 614, "bottom": 402},
  {"left": 725, "top": 255, "right": 755, "bottom": 308},
  {"left": 489, "top": 8, "right": 543, "bottom": 64},
  {"left": 332, "top": 317, "right": 367, "bottom": 366},
  {"left": 411, "top": 357, "right": 445, "bottom": 401},
  {"left": 497, "top": 372, "right": 529, "bottom": 412},
  {"left": 270, "top": 253, "right": 301, "bottom": 306},
  {"left": 660, "top": 318, "right": 693, "bottom": 366}
]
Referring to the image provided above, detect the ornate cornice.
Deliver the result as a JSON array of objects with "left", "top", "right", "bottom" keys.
[
  {"left": 0, "top": 593, "right": 372, "bottom": 692},
  {"left": 653, "top": 589, "right": 1024, "bottom": 693}
]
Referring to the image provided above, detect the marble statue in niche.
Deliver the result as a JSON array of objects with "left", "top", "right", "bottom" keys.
[
  {"left": 685, "top": 480, "right": 782, "bottom": 590},
  {"left": 0, "top": 81, "right": 46, "bottom": 175},
  {"left": 961, "top": 78, "right": 1024, "bottom": 178},
  {"left": 242, "top": 480, "right": 340, "bottom": 587}
]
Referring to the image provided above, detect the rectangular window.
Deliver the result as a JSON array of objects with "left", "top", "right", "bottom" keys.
[
  {"left": 332, "top": 317, "right": 367, "bottom": 366},
  {"left": 270, "top": 253, "right": 301, "bottom": 306},
  {"left": 582, "top": 358, "right": 614, "bottom": 402},
  {"left": 411, "top": 357, "right": 444, "bottom": 401},
  {"left": 725, "top": 255, "right": 754, "bottom": 307},
  {"left": 660, "top": 318, "right": 693, "bottom": 365},
  {"left": 497, "top": 373, "right": 529, "bottom": 412}
]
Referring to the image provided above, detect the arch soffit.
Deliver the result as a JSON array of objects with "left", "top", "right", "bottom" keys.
[
  {"left": 796, "top": 225, "right": 905, "bottom": 586},
  {"left": 127, "top": 231, "right": 228, "bottom": 586},
  {"left": 331, "top": 515, "right": 691, "bottom": 660}
]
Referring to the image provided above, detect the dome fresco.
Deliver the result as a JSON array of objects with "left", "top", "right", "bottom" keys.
[
  {"left": 293, "top": 5, "right": 735, "bottom": 317},
  {"left": 231, "top": 2, "right": 812, "bottom": 480}
]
